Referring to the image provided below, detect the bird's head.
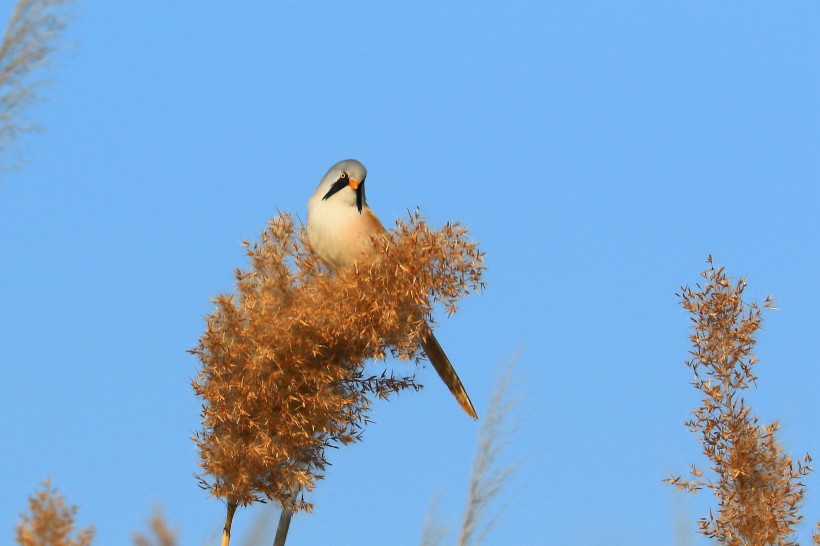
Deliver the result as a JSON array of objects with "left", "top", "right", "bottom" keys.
[{"left": 317, "top": 159, "right": 368, "bottom": 213}]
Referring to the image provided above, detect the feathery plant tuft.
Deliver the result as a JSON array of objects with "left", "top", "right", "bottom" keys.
[
  {"left": 16, "top": 479, "right": 94, "bottom": 546},
  {"left": 191, "top": 210, "right": 484, "bottom": 543},
  {"left": 457, "top": 361, "right": 521, "bottom": 546},
  {"left": 133, "top": 509, "right": 177, "bottom": 546},
  {"left": 667, "top": 257, "right": 813, "bottom": 545},
  {"left": 420, "top": 360, "right": 522, "bottom": 546},
  {"left": 420, "top": 497, "right": 448, "bottom": 546},
  {"left": 0, "top": 0, "right": 72, "bottom": 169}
]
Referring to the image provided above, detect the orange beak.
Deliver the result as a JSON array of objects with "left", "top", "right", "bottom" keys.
[{"left": 348, "top": 178, "right": 360, "bottom": 190}]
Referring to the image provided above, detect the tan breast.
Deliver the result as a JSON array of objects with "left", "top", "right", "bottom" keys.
[{"left": 307, "top": 203, "right": 387, "bottom": 271}]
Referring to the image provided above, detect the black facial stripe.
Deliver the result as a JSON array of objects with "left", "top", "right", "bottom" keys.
[
  {"left": 322, "top": 175, "right": 349, "bottom": 201},
  {"left": 355, "top": 182, "right": 365, "bottom": 213}
]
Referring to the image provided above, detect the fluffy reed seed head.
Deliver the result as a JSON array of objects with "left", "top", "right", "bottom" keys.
[
  {"left": 0, "top": 0, "right": 73, "bottom": 168},
  {"left": 191, "top": 211, "right": 485, "bottom": 511},
  {"left": 668, "top": 257, "right": 812, "bottom": 545},
  {"left": 133, "top": 508, "right": 177, "bottom": 546},
  {"left": 16, "top": 479, "right": 94, "bottom": 546}
]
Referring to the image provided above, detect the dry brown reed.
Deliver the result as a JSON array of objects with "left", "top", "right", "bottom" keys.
[
  {"left": 0, "top": 0, "right": 72, "bottom": 168},
  {"left": 191, "top": 210, "right": 484, "bottom": 542},
  {"left": 419, "top": 496, "right": 448, "bottom": 546},
  {"left": 16, "top": 479, "right": 94, "bottom": 546},
  {"left": 419, "top": 360, "right": 521, "bottom": 546},
  {"left": 456, "top": 361, "right": 520, "bottom": 546},
  {"left": 668, "top": 257, "right": 813, "bottom": 545},
  {"left": 133, "top": 508, "right": 177, "bottom": 546}
]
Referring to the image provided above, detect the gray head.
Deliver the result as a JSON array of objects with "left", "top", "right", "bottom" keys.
[{"left": 316, "top": 159, "right": 368, "bottom": 213}]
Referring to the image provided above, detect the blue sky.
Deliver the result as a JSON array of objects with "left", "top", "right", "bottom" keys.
[{"left": 2, "top": 2, "right": 819, "bottom": 545}]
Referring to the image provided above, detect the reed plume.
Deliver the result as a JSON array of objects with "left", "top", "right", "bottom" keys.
[
  {"left": 667, "top": 257, "right": 812, "bottom": 545},
  {"left": 457, "top": 361, "right": 520, "bottom": 546},
  {"left": 191, "top": 210, "right": 484, "bottom": 543},
  {"left": 419, "top": 359, "right": 521, "bottom": 546},
  {"left": 0, "top": 0, "right": 72, "bottom": 169},
  {"left": 133, "top": 509, "right": 177, "bottom": 546},
  {"left": 16, "top": 479, "right": 94, "bottom": 546}
]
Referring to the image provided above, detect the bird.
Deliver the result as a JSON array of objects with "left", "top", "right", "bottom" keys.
[{"left": 306, "top": 159, "right": 478, "bottom": 420}]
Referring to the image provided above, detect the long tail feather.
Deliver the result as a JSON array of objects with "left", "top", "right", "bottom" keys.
[{"left": 420, "top": 328, "right": 478, "bottom": 420}]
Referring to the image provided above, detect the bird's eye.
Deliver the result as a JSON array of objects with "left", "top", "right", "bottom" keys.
[{"left": 339, "top": 172, "right": 348, "bottom": 179}]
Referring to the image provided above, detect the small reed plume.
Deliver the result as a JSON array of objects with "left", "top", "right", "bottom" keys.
[
  {"left": 667, "top": 257, "right": 812, "bottom": 545},
  {"left": 419, "top": 496, "right": 447, "bottom": 546},
  {"left": 457, "top": 360, "right": 521, "bottom": 546},
  {"left": 133, "top": 508, "right": 177, "bottom": 546},
  {"left": 16, "top": 479, "right": 94, "bottom": 546},
  {"left": 0, "top": 0, "right": 72, "bottom": 169},
  {"left": 191, "top": 211, "right": 484, "bottom": 545},
  {"left": 420, "top": 359, "right": 522, "bottom": 546}
]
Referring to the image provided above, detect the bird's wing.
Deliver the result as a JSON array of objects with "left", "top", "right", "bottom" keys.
[{"left": 361, "top": 207, "right": 388, "bottom": 235}]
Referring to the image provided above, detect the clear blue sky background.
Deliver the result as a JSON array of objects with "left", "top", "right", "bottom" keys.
[{"left": 2, "top": 2, "right": 819, "bottom": 545}]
